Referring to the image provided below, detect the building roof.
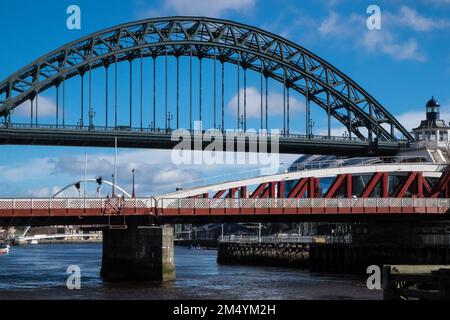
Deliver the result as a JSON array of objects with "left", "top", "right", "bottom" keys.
[
  {"left": 413, "top": 119, "right": 449, "bottom": 131},
  {"left": 426, "top": 96, "right": 440, "bottom": 108}
]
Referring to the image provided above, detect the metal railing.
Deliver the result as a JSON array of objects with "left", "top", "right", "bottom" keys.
[
  {"left": 0, "top": 122, "right": 414, "bottom": 145},
  {"left": 411, "top": 140, "right": 450, "bottom": 150},
  {"left": 218, "top": 234, "right": 352, "bottom": 244},
  {"left": 1, "top": 197, "right": 449, "bottom": 213},
  {"left": 159, "top": 198, "right": 450, "bottom": 210},
  {"left": 285, "top": 156, "right": 435, "bottom": 172},
  {"left": 0, "top": 198, "right": 155, "bottom": 210},
  {"left": 0, "top": 122, "right": 382, "bottom": 142}
]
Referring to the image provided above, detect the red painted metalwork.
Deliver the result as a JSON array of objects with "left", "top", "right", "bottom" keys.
[
  {"left": 431, "top": 167, "right": 450, "bottom": 198},
  {"left": 395, "top": 172, "right": 418, "bottom": 198},
  {"left": 361, "top": 172, "right": 382, "bottom": 197},
  {"left": 287, "top": 178, "right": 319, "bottom": 198},
  {"left": 382, "top": 172, "right": 389, "bottom": 198},
  {"left": 213, "top": 190, "right": 226, "bottom": 199},
  {"left": 277, "top": 181, "right": 285, "bottom": 198},
  {"left": 251, "top": 183, "right": 269, "bottom": 199},
  {"left": 240, "top": 186, "right": 247, "bottom": 198},
  {"left": 360, "top": 172, "right": 389, "bottom": 197},
  {"left": 2, "top": 168, "right": 450, "bottom": 221},
  {"left": 325, "top": 174, "right": 348, "bottom": 198},
  {"left": 0, "top": 198, "right": 449, "bottom": 220},
  {"left": 346, "top": 174, "right": 352, "bottom": 198},
  {"left": 288, "top": 179, "right": 308, "bottom": 198}
]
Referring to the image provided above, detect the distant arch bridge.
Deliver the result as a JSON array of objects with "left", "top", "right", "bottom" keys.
[{"left": 0, "top": 17, "right": 412, "bottom": 155}]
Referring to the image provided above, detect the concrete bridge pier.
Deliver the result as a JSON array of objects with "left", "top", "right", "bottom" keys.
[{"left": 100, "top": 223, "right": 175, "bottom": 282}]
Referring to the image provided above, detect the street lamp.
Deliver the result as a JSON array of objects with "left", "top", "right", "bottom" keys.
[
  {"left": 74, "top": 182, "right": 81, "bottom": 197},
  {"left": 167, "top": 112, "right": 174, "bottom": 131},
  {"left": 96, "top": 177, "right": 103, "bottom": 198},
  {"left": 111, "top": 174, "right": 115, "bottom": 197},
  {"left": 131, "top": 169, "right": 136, "bottom": 198},
  {"left": 88, "top": 107, "right": 96, "bottom": 130}
]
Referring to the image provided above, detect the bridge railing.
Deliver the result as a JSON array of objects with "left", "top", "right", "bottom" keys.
[
  {"left": 1, "top": 123, "right": 416, "bottom": 148},
  {"left": 0, "top": 198, "right": 156, "bottom": 211},
  {"left": 285, "top": 156, "right": 435, "bottom": 172},
  {"left": 1, "top": 198, "right": 449, "bottom": 215},
  {"left": 159, "top": 198, "right": 450, "bottom": 210},
  {"left": 218, "top": 234, "right": 352, "bottom": 244},
  {"left": 0, "top": 122, "right": 375, "bottom": 142}
]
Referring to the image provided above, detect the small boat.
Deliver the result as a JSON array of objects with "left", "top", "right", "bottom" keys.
[
  {"left": 0, "top": 243, "right": 10, "bottom": 255},
  {"left": 30, "top": 240, "right": 39, "bottom": 245}
]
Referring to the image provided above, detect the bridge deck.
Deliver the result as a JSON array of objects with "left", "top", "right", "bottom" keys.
[
  {"left": 0, "top": 198, "right": 448, "bottom": 226},
  {"left": 0, "top": 124, "right": 406, "bottom": 156}
]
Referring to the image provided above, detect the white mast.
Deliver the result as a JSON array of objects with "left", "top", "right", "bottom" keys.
[
  {"left": 113, "top": 137, "right": 117, "bottom": 196},
  {"left": 84, "top": 152, "right": 87, "bottom": 198}
]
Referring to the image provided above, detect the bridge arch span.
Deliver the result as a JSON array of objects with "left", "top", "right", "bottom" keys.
[
  {"left": 52, "top": 179, "right": 131, "bottom": 198},
  {"left": 0, "top": 16, "right": 412, "bottom": 143}
]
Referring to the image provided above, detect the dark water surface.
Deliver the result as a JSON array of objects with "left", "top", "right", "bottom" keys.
[{"left": 0, "top": 244, "right": 382, "bottom": 300}]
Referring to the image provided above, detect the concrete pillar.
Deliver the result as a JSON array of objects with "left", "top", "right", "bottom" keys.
[{"left": 101, "top": 224, "right": 175, "bottom": 282}]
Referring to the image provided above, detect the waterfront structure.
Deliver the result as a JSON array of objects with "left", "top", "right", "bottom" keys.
[
  {"left": 1, "top": 16, "right": 450, "bottom": 280},
  {"left": 413, "top": 97, "right": 450, "bottom": 148}
]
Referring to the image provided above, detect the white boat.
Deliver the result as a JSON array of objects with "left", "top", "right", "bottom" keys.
[
  {"left": 30, "top": 240, "right": 39, "bottom": 245},
  {"left": 0, "top": 243, "right": 10, "bottom": 254}
]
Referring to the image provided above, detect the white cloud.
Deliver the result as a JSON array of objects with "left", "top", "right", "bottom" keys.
[
  {"left": 318, "top": 11, "right": 361, "bottom": 37},
  {"left": 13, "top": 95, "right": 56, "bottom": 118},
  {"left": 362, "top": 30, "right": 426, "bottom": 62},
  {"left": 395, "top": 108, "right": 450, "bottom": 131},
  {"left": 0, "top": 145, "right": 299, "bottom": 198},
  {"left": 316, "top": 11, "right": 427, "bottom": 62},
  {"left": 227, "top": 87, "right": 304, "bottom": 118},
  {"left": 152, "top": 168, "right": 198, "bottom": 185},
  {"left": 137, "top": 0, "right": 256, "bottom": 18},
  {"left": 0, "top": 158, "right": 55, "bottom": 182},
  {"left": 387, "top": 6, "right": 450, "bottom": 32},
  {"left": 26, "top": 186, "right": 64, "bottom": 198},
  {"left": 314, "top": 126, "right": 348, "bottom": 137}
]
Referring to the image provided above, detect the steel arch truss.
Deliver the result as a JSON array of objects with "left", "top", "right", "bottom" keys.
[
  {"left": 0, "top": 16, "right": 413, "bottom": 142},
  {"left": 190, "top": 171, "right": 440, "bottom": 200}
]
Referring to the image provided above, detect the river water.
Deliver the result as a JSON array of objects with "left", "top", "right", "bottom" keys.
[{"left": 0, "top": 244, "right": 381, "bottom": 300}]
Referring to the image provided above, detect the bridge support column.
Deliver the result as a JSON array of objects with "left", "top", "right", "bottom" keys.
[{"left": 101, "top": 224, "right": 175, "bottom": 282}]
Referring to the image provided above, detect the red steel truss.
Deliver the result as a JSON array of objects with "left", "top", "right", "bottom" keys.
[
  {"left": 0, "top": 169, "right": 449, "bottom": 221},
  {"left": 202, "top": 171, "right": 438, "bottom": 200}
]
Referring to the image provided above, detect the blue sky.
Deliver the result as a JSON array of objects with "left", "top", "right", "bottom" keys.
[{"left": 0, "top": 0, "right": 449, "bottom": 197}]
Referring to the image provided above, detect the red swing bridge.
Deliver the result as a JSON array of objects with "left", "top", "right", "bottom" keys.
[{"left": 1, "top": 161, "right": 450, "bottom": 226}]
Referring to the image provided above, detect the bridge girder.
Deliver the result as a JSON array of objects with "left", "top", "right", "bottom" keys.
[{"left": 0, "top": 16, "right": 412, "bottom": 142}]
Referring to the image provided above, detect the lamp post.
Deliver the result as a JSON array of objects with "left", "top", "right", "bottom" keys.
[
  {"left": 88, "top": 107, "right": 96, "bottom": 130},
  {"left": 131, "top": 169, "right": 136, "bottom": 198},
  {"left": 111, "top": 174, "right": 115, "bottom": 197},
  {"left": 96, "top": 177, "right": 103, "bottom": 198},
  {"left": 167, "top": 112, "right": 174, "bottom": 131}
]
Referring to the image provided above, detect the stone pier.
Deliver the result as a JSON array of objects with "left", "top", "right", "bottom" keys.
[
  {"left": 101, "top": 224, "right": 175, "bottom": 282},
  {"left": 218, "top": 242, "right": 309, "bottom": 268}
]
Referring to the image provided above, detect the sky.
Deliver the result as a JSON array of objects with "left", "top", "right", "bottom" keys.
[{"left": 0, "top": 0, "right": 449, "bottom": 197}]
